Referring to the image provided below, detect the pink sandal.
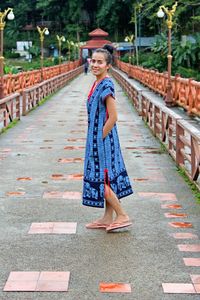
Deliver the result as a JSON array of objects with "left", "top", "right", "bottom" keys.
[
  {"left": 106, "top": 221, "right": 132, "bottom": 232},
  {"left": 86, "top": 222, "right": 109, "bottom": 229}
]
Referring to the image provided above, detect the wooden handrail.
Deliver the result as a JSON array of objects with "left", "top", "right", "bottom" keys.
[
  {"left": 116, "top": 59, "right": 200, "bottom": 117},
  {"left": 111, "top": 67, "right": 200, "bottom": 188},
  {"left": 2, "top": 60, "right": 81, "bottom": 97}
]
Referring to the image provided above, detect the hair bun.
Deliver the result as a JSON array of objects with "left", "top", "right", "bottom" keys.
[{"left": 103, "top": 44, "right": 114, "bottom": 55}]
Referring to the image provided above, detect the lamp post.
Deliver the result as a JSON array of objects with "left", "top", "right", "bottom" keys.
[
  {"left": 66, "top": 40, "right": 74, "bottom": 61},
  {"left": 157, "top": 2, "right": 178, "bottom": 107},
  {"left": 125, "top": 35, "right": 134, "bottom": 64},
  {"left": 75, "top": 42, "right": 80, "bottom": 60},
  {"left": 37, "top": 26, "right": 49, "bottom": 80},
  {"left": 0, "top": 8, "right": 15, "bottom": 99},
  {"left": 56, "top": 35, "right": 65, "bottom": 65}
]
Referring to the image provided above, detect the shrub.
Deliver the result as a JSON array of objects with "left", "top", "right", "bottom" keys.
[
  {"left": 5, "top": 51, "right": 20, "bottom": 59},
  {"left": 175, "top": 66, "right": 200, "bottom": 81}
]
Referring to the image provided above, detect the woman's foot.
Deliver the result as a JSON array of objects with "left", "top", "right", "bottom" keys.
[
  {"left": 112, "top": 214, "right": 130, "bottom": 224},
  {"left": 106, "top": 214, "right": 132, "bottom": 232},
  {"left": 86, "top": 217, "right": 113, "bottom": 229}
]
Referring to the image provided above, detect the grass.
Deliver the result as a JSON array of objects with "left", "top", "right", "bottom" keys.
[
  {"left": 0, "top": 119, "right": 19, "bottom": 135},
  {"left": 177, "top": 167, "right": 200, "bottom": 204}
]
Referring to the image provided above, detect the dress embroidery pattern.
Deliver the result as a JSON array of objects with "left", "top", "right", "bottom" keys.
[{"left": 82, "top": 78, "right": 133, "bottom": 208}]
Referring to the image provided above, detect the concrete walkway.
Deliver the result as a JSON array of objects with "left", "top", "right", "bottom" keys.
[{"left": 0, "top": 72, "right": 200, "bottom": 299}]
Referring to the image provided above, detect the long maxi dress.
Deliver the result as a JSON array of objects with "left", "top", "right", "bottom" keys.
[{"left": 82, "top": 77, "right": 133, "bottom": 208}]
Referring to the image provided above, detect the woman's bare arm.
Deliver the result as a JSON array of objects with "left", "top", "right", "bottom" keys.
[{"left": 103, "top": 95, "right": 118, "bottom": 139}]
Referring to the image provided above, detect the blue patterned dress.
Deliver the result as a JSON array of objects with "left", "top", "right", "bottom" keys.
[{"left": 82, "top": 77, "right": 133, "bottom": 208}]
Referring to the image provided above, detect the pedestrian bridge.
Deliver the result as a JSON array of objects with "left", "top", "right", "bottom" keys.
[{"left": 0, "top": 69, "right": 200, "bottom": 298}]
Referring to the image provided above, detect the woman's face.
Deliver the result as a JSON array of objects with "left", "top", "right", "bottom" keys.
[{"left": 91, "top": 52, "right": 110, "bottom": 79}]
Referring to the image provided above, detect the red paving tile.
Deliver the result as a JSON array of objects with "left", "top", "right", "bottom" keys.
[
  {"left": 39, "top": 272, "right": 70, "bottom": 281},
  {"left": 64, "top": 146, "right": 85, "bottom": 150},
  {"left": 40, "top": 147, "right": 52, "bottom": 149},
  {"left": 51, "top": 174, "right": 65, "bottom": 180},
  {"left": 29, "top": 222, "right": 77, "bottom": 234},
  {"left": 67, "top": 138, "right": 85, "bottom": 142},
  {"left": 51, "top": 174, "right": 83, "bottom": 181},
  {"left": 63, "top": 192, "right": 81, "bottom": 199},
  {"left": 43, "top": 140, "right": 54, "bottom": 142},
  {"left": 67, "top": 174, "right": 83, "bottom": 180},
  {"left": 164, "top": 213, "right": 188, "bottom": 218},
  {"left": 161, "top": 204, "right": 182, "bottom": 209},
  {"left": 169, "top": 222, "right": 193, "bottom": 228},
  {"left": 7, "top": 272, "right": 40, "bottom": 281},
  {"left": 194, "top": 284, "right": 200, "bottom": 293},
  {"left": 178, "top": 245, "right": 200, "bottom": 252},
  {"left": 0, "top": 148, "right": 11, "bottom": 152},
  {"left": 162, "top": 283, "right": 196, "bottom": 294},
  {"left": 17, "top": 177, "right": 32, "bottom": 181},
  {"left": 35, "top": 281, "right": 69, "bottom": 292},
  {"left": 43, "top": 191, "right": 64, "bottom": 199},
  {"left": 28, "top": 222, "right": 54, "bottom": 234},
  {"left": 190, "top": 275, "right": 200, "bottom": 284},
  {"left": 70, "top": 130, "right": 85, "bottom": 133},
  {"left": 4, "top": 281, "right": 37, "bottom": 291},
  {"left": 172, "top": 233, "right": 198, "bottom": 239},
  {"left": 58, "top": 158, "right": 84, "bottom": 163},
  {"left": 183, "top": 258, "right": 200, "bottom": 266},
  {"left": 133, "top": 178, "right": 149, "bottom": 182},
  {"left": 6, "top": 191, "right": 25, "bottom": 196},
  {"left": 4, "top": 272, "right": 70, "bottom": 292},
  {"left": 138, "top": 192, "right": 177, "bottom": 201},
  {"left": 43, "top": 191, "right": 81, "bottom": 199},
  {"left": 99, "top": 283, "right": 132, "bottom": 293}
]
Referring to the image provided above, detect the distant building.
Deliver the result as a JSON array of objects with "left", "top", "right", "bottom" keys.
[
  {"left": 80, "top": 28, "right": 113, "bottom": 59},
  {"left": 113, "top": 37, "right": 156, "bottom": 57}
]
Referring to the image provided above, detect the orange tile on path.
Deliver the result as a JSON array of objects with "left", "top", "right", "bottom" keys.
[
  {"left": 3, "top": 271, "right": 70, "bottom": 292},
  {"left": 28, "top": 222, "right": 77, "bottom": 234},
  {"left": 178, "top": 244, "right": 200, "bottom": 252},
  {"left": 43, "top": 191, "right": 81, "bottom": 200},
  {"left": 168, "top": 222, "right": 193, "bottom": 228},
  {"left": 172, "top": 233, "right": 198, "bottom": 239},
  {"left": 138, "top": 192, "right": 177, "bottom": 201},
  {"left": 164, "top": 213, "right": 188, "bottom": 218},
  {"left": 58, "top": 158, "right": 84, "bottom": 163},
  {"left": 161, "top": 204, "right": 182, "bottom": 209},
  {"left": 190, "top": 275, "right": 200, "bottom": 284},
  {"left": 194, "top": 284, "right": 200, "bottom": 293},
  {"left": 99, "top": 282, "right": 132, "bottom": 293},
  {"left": 6, "top": 191, "right": 25, "bottom": 196},
  {"left": 183, "top": 258, "right": 200, "bottom": 266},
  {"left": 17, "top": 177, "right": 32, "bottom": 181},
  {"left": 162, "top": 283, "right": 196, "bottom": 294}
]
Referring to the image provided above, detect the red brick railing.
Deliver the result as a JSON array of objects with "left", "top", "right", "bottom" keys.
[
  {"left": 0, "top": 65, "right": 83, "bottom": 130},
  {"left": 0, "top": 93, "right": 20, "bottom": 128},
  {"left": 22, "top": 65, "right": 83, "bottom": 115},
  {"left": 3, "top": 60, "right": 81, "bottom": 97},
  {"left": 112, "top": 67, "right": 200, "bottom": 188},
  {"left": 116, "top": 59, "right": 200, "bottom": 117}
]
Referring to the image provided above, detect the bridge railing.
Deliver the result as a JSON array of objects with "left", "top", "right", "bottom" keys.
[
  {"left": 22, "top": 65, "right": 83, "bottom": 115},
  {"left": 115, "top": 59, "right": 200, "bottom": 117},
  {"left": 3, "top": 60, "right": 81, "bottom": 97},
  {"left": 112, "top": 67, "right": 200, "bottom": 188},
  {"left": 0, "top": 93, "right": 20, "bottom": 129},
  {"left": 0, "top": 65, "right": 83, "bottom": 131}
]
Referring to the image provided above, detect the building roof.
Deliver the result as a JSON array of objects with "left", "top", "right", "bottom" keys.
[
  {"left": 81, "top": 39, "right": 112, "bottom": 49},
  {"left": 89, "top": 28, "right": 109, "bottom": 37},
  {"left": 81, "top": 28, "right": 112, "bottom": 49}
]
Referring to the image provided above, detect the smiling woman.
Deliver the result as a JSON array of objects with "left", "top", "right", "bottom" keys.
[{"left": 82, "top": 45, "right": 133, "bottom": 232}]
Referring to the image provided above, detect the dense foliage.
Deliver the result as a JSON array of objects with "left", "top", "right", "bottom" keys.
[
  {"left": 2, "top": 0, "right": 200, "bottom": 47},
  {"left": 1, "top": 0, "right": 200, "bottom": 78}
]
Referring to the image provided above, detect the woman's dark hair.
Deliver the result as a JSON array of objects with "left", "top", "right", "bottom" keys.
[{"left": 94, "top": 44, "right": 114, "bottom": 65}]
